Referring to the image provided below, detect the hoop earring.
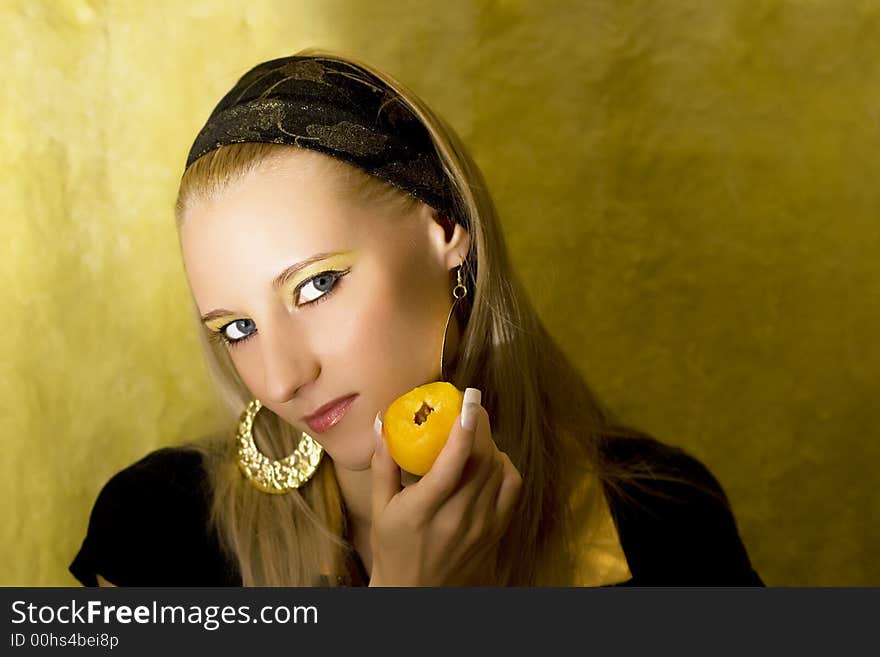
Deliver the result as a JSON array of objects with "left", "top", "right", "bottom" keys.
[
  {"left": 440, "top": 261, "right": 468, "bottom": 382},
  {"left": 235, "top": 399, "right": 324, "bottom": 494}
]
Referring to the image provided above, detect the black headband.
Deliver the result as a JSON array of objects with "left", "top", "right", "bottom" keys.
[{"left": 185, "top": 55, "right": 464, "bottom": 228}]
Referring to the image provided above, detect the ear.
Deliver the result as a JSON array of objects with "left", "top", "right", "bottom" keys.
[{"left": 421, "top": 203, "right": 471, "bottom": 270}]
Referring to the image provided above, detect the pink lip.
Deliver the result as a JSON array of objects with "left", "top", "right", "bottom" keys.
[{"left": 303, "top": 394, "right": 358, "bottom": 434}]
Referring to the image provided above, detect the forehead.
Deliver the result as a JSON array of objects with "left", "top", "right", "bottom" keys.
[{"left": 179, "top": 153, "right": 374, "bottom": 289}]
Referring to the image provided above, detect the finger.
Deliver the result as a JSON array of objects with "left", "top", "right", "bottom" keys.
[
  {"left": 456, "top": 402, "right": 499, "bottom": 493},
  {"left": 461, "top": 450, "right": 506, "bottom": 528},
  {"left": 491, "top": 453, "right": 523, "bottom": 537},
  {"left": 446, "top": 388, "right": 501, "bottom": 502},
  {"left": 371, "top": 411, "right": 402, "bottom": 520},
  {"left": 414, "top": 387, "right": 482, "bottom": 511}
]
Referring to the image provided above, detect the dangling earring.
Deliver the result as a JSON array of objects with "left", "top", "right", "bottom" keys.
[
  {"left": 235, "top": 399, "right": 324, "bottom": 494},
  {"left": 440, "top": 260, "right": 468, "bottom": 382}
]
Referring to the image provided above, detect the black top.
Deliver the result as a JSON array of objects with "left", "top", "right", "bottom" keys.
[{"left": 69, "top": 437, "right": 764, "bottom": 587}]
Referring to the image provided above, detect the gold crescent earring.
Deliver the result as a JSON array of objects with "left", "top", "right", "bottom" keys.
[
  {"left": 235, "top": 399, "right": 324, "bottom": 494},
  {"left": 440, "top": 260, "right": 468, "bottom": 382}
]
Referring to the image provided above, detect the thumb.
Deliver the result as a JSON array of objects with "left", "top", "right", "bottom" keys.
[{"left": 371, "top": 411, "right": 401, "bottom": 519}]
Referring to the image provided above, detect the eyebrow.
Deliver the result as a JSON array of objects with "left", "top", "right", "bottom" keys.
[{"left": 199, "top": 251, "right": 344, "bottom": 324}]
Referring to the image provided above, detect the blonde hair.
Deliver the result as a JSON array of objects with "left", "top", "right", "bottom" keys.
[{"left": 174, "top": 48, "right": 682, "bottom": 586}]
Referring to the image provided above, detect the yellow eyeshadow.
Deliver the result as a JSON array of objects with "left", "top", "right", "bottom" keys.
[
  {"left": 202, "top": 250, "right": 358, "bottom": 332},
  {"left": 282, "top": 251, "right": 357, "bottom": 301},
  {"left": 205, "top": 316, "right": 246, "bottom": 333}
]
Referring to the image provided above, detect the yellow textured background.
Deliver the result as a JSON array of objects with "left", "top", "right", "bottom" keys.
[{"left": 2, "top": 0, "right": 877, "bottom": 586}]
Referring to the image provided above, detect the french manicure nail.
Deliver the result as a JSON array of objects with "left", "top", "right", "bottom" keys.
[
  {"left": 373, "top": 412, "right": 383, "bottom": 440},
  {"left": 460, "top": 388, "right": 482, "bottom": 430},
  {"left": 463, "top": 387, "right": 482, "bottom": 406},
  {"left": 461, "top": 403, "right": 479, "bottom": 431}
]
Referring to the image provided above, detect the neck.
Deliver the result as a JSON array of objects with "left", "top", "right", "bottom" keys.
[
  {"left": 333, "top": 463, "right": 373, "bottom": 529},
  {"left": 332, "top": 461, "right": 374, "bottom": 575},
  {"left": 330, "top": 458, "right": 417, "bottom": 578}
]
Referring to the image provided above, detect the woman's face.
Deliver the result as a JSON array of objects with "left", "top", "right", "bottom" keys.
[{"left": 179, "top": 150, "right": 470, "bottom": 472}]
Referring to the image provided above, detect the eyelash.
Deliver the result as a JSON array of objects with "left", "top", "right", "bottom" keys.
[{"left": 209, "top": 268, "right": 351, "bottom": 350}]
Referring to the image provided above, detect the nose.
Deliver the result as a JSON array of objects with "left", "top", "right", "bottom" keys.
[{"left": 258, "top": 318, "right": 319, "bottom": 404}]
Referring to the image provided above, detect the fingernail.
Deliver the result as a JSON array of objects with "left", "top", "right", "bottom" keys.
[
  {"left": 374, "top": 412, "right": 384, "bottom": 444},
  {"left": 460, "top": 387, "right": 482, "bottom": 430},
  {"left": 463, "top": 387, "right": 482, "bottom": 406}
]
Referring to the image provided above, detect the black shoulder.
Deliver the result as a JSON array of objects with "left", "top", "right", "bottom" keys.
[
  {"left": 69, "top": 447, "right": 240, "bottom": 587},
  {"left": 601, "top": 435, "right": 764, "bottom": 586}
]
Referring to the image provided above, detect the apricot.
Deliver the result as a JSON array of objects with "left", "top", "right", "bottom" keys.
[{"left": 383, "top": 381, "right": 465, "bottom": 476}]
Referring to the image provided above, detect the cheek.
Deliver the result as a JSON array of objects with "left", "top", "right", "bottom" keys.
[
  {"left": 223, "top": 346, "right": 263, "bottom": 395},
  {"left": 331, "top": 259, "right": 448, "bottom": 392}
]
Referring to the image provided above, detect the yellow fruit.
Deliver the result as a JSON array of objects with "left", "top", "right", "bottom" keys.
[{"left": 383, "top": 381, "right": 465, "bottom": 476}]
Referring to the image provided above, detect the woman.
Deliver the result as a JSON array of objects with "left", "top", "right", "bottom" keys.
[{"left": 70, "top": 48, "right": 764, "bottom": 587}]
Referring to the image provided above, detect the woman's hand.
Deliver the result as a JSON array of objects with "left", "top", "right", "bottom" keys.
[{"left": 369, "top": 388, "right": 523, "bottom": 586}]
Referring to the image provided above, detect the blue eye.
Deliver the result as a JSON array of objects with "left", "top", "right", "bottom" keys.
[
  {"left": 296, "top": 271, "right": 341, "bottom": 304},
  {"left": 213, "top": 268, "right": 351, "bottom": 349},
  {"left": 222, "top": 318, "right": 256, "bottom": 344}
]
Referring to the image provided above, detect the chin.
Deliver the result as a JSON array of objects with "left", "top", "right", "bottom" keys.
[
  {"left": 321, "top": 442, "right": 376, "bottom": 473},
  {"left": 327, "top": 455, "right": 374, "bottom": 473}
]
